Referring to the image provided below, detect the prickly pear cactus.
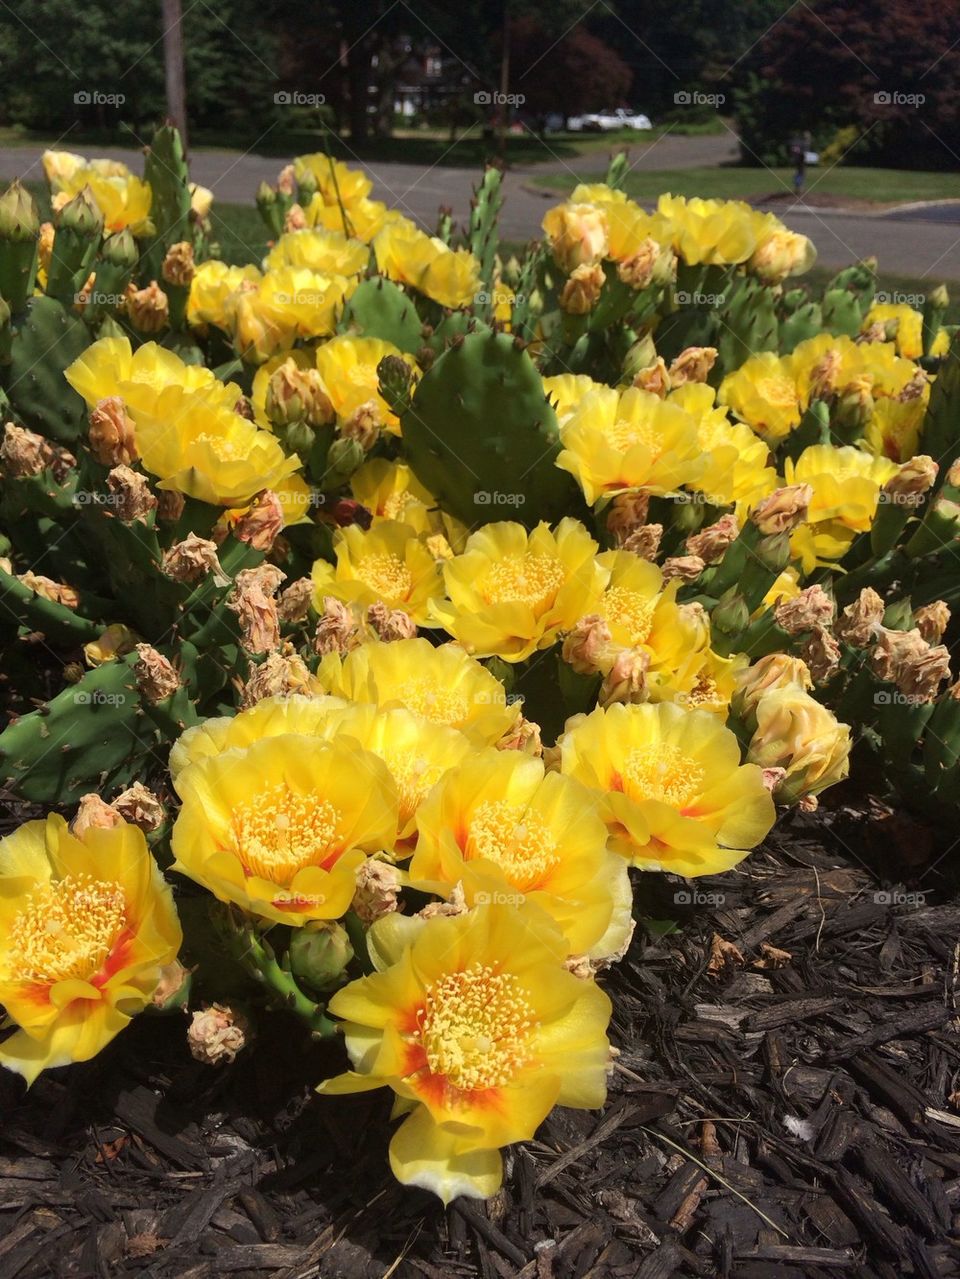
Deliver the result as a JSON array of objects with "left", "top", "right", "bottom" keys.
[
  {"left": 339, "top": 277, "right": 423, "bottom": 354},
  {"left": 468, "top": 167, "right": 503, "bottom": 322},
  {"left": 7, "top": 297, "right": 90, "bottom": 441},
  {"left": 399, "top": 329, "right": 581, "bottom": 529}
]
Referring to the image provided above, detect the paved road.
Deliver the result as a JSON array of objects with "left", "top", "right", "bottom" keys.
[{"left": 3, "top": 134, "right": 959, "bottom": 280}]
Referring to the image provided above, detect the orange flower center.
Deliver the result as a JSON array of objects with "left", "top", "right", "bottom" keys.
[
  {"left": 623, "top": 744, "right": 703, "bottom": 807},
  {"left": 468, "top": 800, "right": 558, "bottom": 887},
  {"left": 419, "top": 964, "right": 538, "bottom": 1090},
  {"left": 9, "top": 874, "right": 125, "bottom": 984},
  {"left": 384, "top": 750, "right": 444, "bottom": 826},
  {"left": 356, "top": 552, "right": 413, "bottom": 600},
  {"left": 231, "top": 783, "right": 342, "bottom": 883},
  {"left": 602, "top": 586, "right": 656, "bottom": 645},
  {"left": 481, "top": 554, "right": 564, "bottom": 610}
]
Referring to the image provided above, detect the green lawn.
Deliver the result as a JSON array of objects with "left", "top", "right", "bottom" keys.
[{"left": 533, "top": 165, "right": 960, "bottom": 205}]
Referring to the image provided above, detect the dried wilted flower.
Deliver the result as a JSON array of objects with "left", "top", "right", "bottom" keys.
[
  {"left": 106, "top": 465, "right": 157, "bottom": 523},
  {"left": 559, "top": 262, "right": 606, "bottom": 314},
  {"left": 686, "top": 513, "right": 739, "bottom": 564},
  {"left": 112, "top": 782, "right": 165, "bottom": 832},
  {"left": 915, "top": 600, "right": 950, "bottom": 645},
  {"left": 229, "top": 490, "right": 284, "bottom": 551},
  {"left": 18, "top": 572, "right": 80, "bottom": 608},
  {"left": 661, "top": 555, "right": 705, "bottom": 583},
  {"left": 802, "top": 626, "right": 842, "bottom": 684},
  {"left": 606, "top": 491, "right": 650, "bottom": 543},
  {"left": 775, "top": 585, "right": 835, "bottom": 635},
  {"left": 669, "top": 346, "right": 717, "bottom": 387},
  {"left": 187, "top": 1004, "right": 250, "bottom": 1066},
  {"left": 622, "top": 523, "right": 663, "bottom": 561},
  {"left": 124, "top": 280, "right": 169, "bottom": 333},
  {"left": 599, "top": 647, "right": 650, "bottom": 707},
  {"left": 71, "top": 793, "right": 122, "bottom": 838},
  {"left": 162, "top": 534, "right": 229, "bottom": 585},
  {"left": 367, "top": 601, "right": 417, "bottom": 641},
  {"left": 562, "top": 614, "right": 613, "bottom": 675},
  {"left": 240, "top": 647, "right": 318, "bottom": 708},
  {"left": 352, "top": 860, "right": 402, "bottom": 925},
  {"left": 228, "top": 565, "right": 286, "bottom": 654},
  {"left": 161, "top": 241, "right": 195, "bottom": 288},
  {"left": 751, "top": 485, "right": 812, "bottom": 535},
  {"left": 633, "top": 356, "right": 670, "bottom": 397},
  {"left": 277, "top": 577, "right": 314, "bottom": 623},
  {"left": 314, "top": 596, "right": 362, "bottom": 656},
  {"left": 836, "top": 587, "right": 885, "bottom": 648},
  {"left": 496, "top": 716, "right": 543, "bottom": 756},
  {"left": 134, "top": 644, "right": 180, "bottom": 703}
]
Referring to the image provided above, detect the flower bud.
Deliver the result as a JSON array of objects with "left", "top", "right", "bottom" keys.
[
  {"left": 751, "top": 484, "right": 812, "bottom": 535},
  {"left": 599, "top": 647, "right": 649, "bottom": 707},
  {"left": 562, "top": 614, "right": 613, "bottom": 675},
  {"left": 732, "top": 653, "right": 812, "bottom": 719},
  {"left": 123, "top": 280, "right": 169, "bottom": 333},
  {"left": 89, "top": 396, "right": 138, "bottom": 466},
  {"left": 774, "top": 584, "right": 835, "bottom": 635},
  {"left": 101, "top": 228, "right": 137, "bottom": 268},
  {"left": 187, "top": 1003, "right": 250, "bottom": 1065},
  {"left": 56, "top": 188, "right": 103, "bottom": 236},
  {"left": 0, "top": 179, "right": 40, "bottom": 239},
  {"left": 559, "top": 262, "right": 606, "bottom": 315},
  {"left": 134, "top": 643, "right": 180, "bottom": 703},
  {"left": 685, "top": 513, "right": 739, "bottom": 564},
  {"left": 265, "top": 359, "right": 334, "bottom": 428},
  {"left": 833, "top": 376, "right": 874, "bottom": 435},
  {"left": 161, "top": 240, "right": 195, "bottom": 288},
  {"left": 883, "top": 455, "right": 937, "bottom": 500},
  {"left": 289, "top": 921, "right": 354, "bottom": 987},
  {"left": 366, "top": 601, "right": 417, "bottom": 641},
  {"left": 669, "top": 346, "right": 717, "bottom": 387},
  {"left": 621, "top": 332, "right": 658, "bottom": 381},
  {"left": 748, "top": 229, "right": 815, "bottom": 283},
  {"left": 915, "top": 600, "right": 950, "bottom": 645},
  {"left": 711, "top": 589, "right": 750, "bottom": 635},
  {"left": 162, "top": 534, "right": 229, "bottom": 585},
  {"left": 105, "top": 464, "right": 157, "bottom": 523},
  {"left": 808, "top": 350, "right": 842, "bottom": 402},
  {"left": 325, "top": 436, "right": 366, "bottom": 486},
  {"left": 284, "top": 203, "right": 307, "bottom": 232},
  {"left": 352, "top": 861, "right": 402, "bottom": 926}
]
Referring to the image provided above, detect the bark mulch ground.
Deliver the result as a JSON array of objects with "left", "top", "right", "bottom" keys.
[{"left": 2, "top": 800, "right": 959, "bottom": 1279}]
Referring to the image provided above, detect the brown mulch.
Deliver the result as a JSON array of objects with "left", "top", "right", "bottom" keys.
[{"left": 2, "top": 804, "right": 960, "bottom": 1278}]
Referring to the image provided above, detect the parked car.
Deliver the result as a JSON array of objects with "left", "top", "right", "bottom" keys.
[{"left": 567, "top": 108, "right": 653, "bottom": 132}]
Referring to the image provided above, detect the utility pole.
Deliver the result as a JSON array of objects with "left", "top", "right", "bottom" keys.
[
  {"left": 497, "top": 4, "right": 510, "bottom": 161},
  {"left": 162, "top": 0, "right": 188, "bottom": 149}
]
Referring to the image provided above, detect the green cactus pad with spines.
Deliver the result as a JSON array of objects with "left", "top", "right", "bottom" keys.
[
  {"left": 339, "top": 277, "right": 423, "bottom": 354},
  {"left": 921, "top": 332, "right": 960, "bottom": 481},
  {"left": 399, "top": 329, "right": 581, "bottom": 530},
  {"left": 468, "top": 168, "right": 502, "bottom": 320},
  {"left": 7, "top": 296, "right": 90, "bottom": 441},
  {"left": 141, "top": 125, "right": 192, "bottom": 280},
  {"left": 780, "top": 299, "right": 823, "bottom": 353},
  {"left": 0, "top": 564, "right": 101, "bottom": 644},
  {"left": 716, "top": 274, "right": 779, "bottom": 377},
  {"left": 821, "top": 262, "right": 876, "bottom": 337},
  {"left": 0, "top": 653, "right": 157, "bottom": 804}
]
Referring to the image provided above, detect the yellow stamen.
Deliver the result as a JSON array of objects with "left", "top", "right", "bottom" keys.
[
  {"left": 623, "top": 744, "right": 703, "bottom": 806},
  {"left": 602, "top": 585, "right": 656, "bottom": 645},
  {"left": 419, "top": 964, "right": 538, "bottom": 1090},
  {"left": 356, "top": 552, "right": 413, "bottom": 600},
  {"left": 8, "top": 874, "right": 125, "bottom": 983},
  {"left": 480, "top": 554, "right": 564, "bottom": 610},
  {"left": 384, "top": 751, "right": 443, "bottom": 823},
  {"left": 231, "top": 782, "right": 342, "bottom": 883},
  {"left": 468, "top": 800, "right": 558, "bottom": 886},
  {"left": 606, "top": 416, "right": 663, "bottom": 456},
  {"left": 394, "top": 681, "right": 470, "bottom": 725}
]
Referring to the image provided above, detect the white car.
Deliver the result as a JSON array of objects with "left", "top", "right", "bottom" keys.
[{"left": 567, "top": 109, "right": 652, "bottom": 132}]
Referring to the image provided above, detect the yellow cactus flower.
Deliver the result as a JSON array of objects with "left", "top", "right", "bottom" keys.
[
  {"left": 232, "top": 267, "right": 354, "bottom": 357},
  {"left": 187, "top": 260, "right": 262, "bottom": 330},
  {"left": 559, "top": 701, "right": 775, "bottom": 876},
  {"left": 657, "top": 194, "right": 757, "bottom": 266},
  {"left": 118, "top": 382, "right": 302, "bottom": 509},
  {"left": 265, "top": 227, "right": 369, "bottom": 277},
  {"left": 542, "top": 373, "right": 607, "bottom": 425},
  {"left": 294, "top": 154, "right": 373, "bottom": 206},
  {"left": 171, "top": 734, "right": 399, "bottom": 927},
  {"left": 542, "top": 201, "right": 609, "bottom": 272},
  {"left": 351, "top": 458, "right": 437, "bottom": 525},
  {"left": 317, "top": 638, "right": 521, "bottom": 745},
  {"left": 0, "top": 815, "right": 181, "bottom": 1086},
  {"left": 66, "top": 336, "right": 240, "bottom": 412},
  {"left": 374, "top": 216, "right": 480, "bottom": 308},
  {"left": 747, "top": 686, "right": 851, "bottom": 805},
  {"left": 169, "top": 693, "right": 347, "bottom": 781},
  {"left": 863, "top": 395, "right": 925, "bottom": 464},
  {"left": 42, "top": 149, "right": 88, "bottom": 186},
  {"left": 432, "top": 519, "right": 607, "bottom": 663},
  {"left": 56, "top": 169, "right": 153, "bottom": 235},
  {"left": 83, "top": 623, "right": 139, "bottom": 667},
  {"left": 189, "top": 183, "right": 213, "bottom": 219},
  {"left": 312, "top": 520, "right": 443, "bottom": 626},
  {"left": 747, "top": 213, "right": 816, "bottom": 282},
  {"left": 568, "top": 185, "right": 672, "bottom": 264},
  {"left": 304, "top": 194, "right": 395, "bottom": 243},
  {"left": 557, "top": 386, "right": 705, "bottom": 503},
  {"left": 315, "top": 335, "right": 417, "bottom": 436},
  {"left": 718, "top": 351, "right": 802, "bottom": 442},
  {"left": 409, "top": 749, "right": 633, "bottom": 959},
  {"left": 318, "top": 903, "right": 612, "bottom": 1203},
  {"left": 862, "top": 302, "right": 923, "bottom": 359},
  {"left": 784, "top": 444, "right": 899, "bottom": 572},
  {"left": 670, "top": 383, "right": 777, "bottom": 509}
]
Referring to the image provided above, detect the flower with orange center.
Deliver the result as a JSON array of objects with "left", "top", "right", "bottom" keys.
[
  {"left": 557, "top": 386, "right": 705, "bottom": 504},
  {"left": 431, "top": 519, "right": 607, "bottom": 662},
  {"left": 318, "top": 903, "right": 612, "bottom": 1202},
  {"left": 317, "top": 638, "right": 521, "bottom": 746},
  {"left": 559, "top": 701, "right": 775, "bottom": 876},
  {"left": 0, "top": 815, "right": 181, "bottom": 1085},
  {"left": 171, "top": 734, "right": 399, "bottom": 926},
  {"left": 311, "top": 520, "right": 443, "bottom": 626},
  {"left": 409, "top": 750, "right": 632, "bottom": 959}
]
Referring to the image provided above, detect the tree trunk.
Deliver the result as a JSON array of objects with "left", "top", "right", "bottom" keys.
[{"left": 346, "top": 44, "right": 369, "bottom": 142}]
